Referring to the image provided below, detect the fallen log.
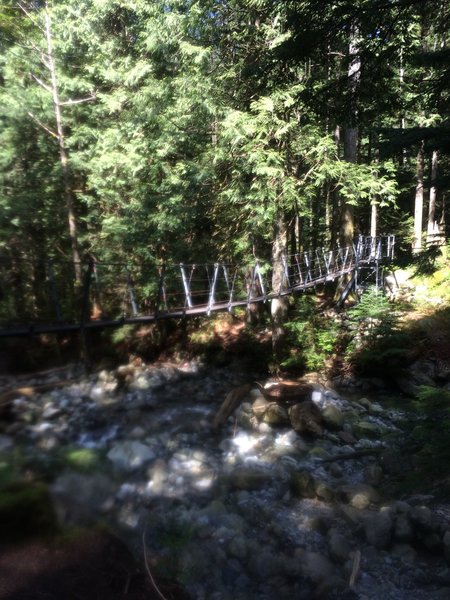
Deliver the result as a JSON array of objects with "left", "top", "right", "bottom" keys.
[
  {"left": 254, "top": 380, "right": 313, "bottom": 403},
  {"left": 212, "top": 383, "right": 252, "bottom": 430}
]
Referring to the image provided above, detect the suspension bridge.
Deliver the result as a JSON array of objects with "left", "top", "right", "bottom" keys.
[{"left": 0, "top": 235, "right": 395, "bottom": 338}]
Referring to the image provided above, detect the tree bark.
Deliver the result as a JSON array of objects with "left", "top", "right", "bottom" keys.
[
  {"left": 427, "top": 149, "right": 440, "bottom": 245},
  {"left": 271, "top": 211, "right": 289, "bottom": 364},
  {"left": 339, "top": 26, "right": 360, "bottom": 248},
  {"left": 412, "top": 140, "right": 425, "bottom": 253},
  {"left": 44, "top": 4, "right": 82, "bottom": 282}
]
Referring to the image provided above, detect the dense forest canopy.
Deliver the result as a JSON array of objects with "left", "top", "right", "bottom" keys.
[{"left": 0, "top": 0, "right": 448, "bottom": 269}]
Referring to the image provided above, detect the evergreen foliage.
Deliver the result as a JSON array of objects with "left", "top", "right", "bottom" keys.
[{"left": 0, "top": 0, "right": 448, "bottom": 321}]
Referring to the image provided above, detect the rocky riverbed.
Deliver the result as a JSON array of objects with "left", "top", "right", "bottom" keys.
[{"left": 0, "top": 360, "right": 449, "bottom": 599}]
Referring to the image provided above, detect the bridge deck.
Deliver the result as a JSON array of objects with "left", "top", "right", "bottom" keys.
[{"left": 0, "top": 236, "right": 394, "bottom": 337}]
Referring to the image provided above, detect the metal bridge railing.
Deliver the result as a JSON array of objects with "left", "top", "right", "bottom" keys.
[{"left": 0, "top": 235, "right": 395, "bottom": 336}]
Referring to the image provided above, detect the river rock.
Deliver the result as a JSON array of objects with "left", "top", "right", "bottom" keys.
[
  {"left": 363, "top": 508, "right": 394, "bottom": 549},
  {"left": 107, "top": 440, "right": 156, "bottom": 471},
  {"left": 289, "top": 401, "right": 323, "bottom": 436},
  {"left": 353, "top": 420, "right": 383, "bottom": 438},
  {"left": 0, "top": 434, "right": 13, "bottom": 453},
  {"left": 394, "top": 513, "right": 414, "bottom": 542},
  {"left": 290, "top": 470, "right": 316, "bottom": 498},
  {"left": 226, "top": 465, "right": 273, "bottom": 491},
  {"left": 295, "top": 548, "right": 338, "bottom": 585},
  {"left": 263, "top": 403, "right": 289, "bottom": 425},
  {"left": 51, "top": 472, "right": 115, "bottom": 524},
  {"left": 364, "top": 464, "right": 383, "bottom": 486},
  {"left": 338, "top": 483, "right": 380, "bottom": 508},
  {"left": 391, "top": 543, "right": 417, "bottom": 564},
  {"left": 410, "top": 505, "right": 433, "bottom": 530},
  {"left": 443, "top": 531, "right": 450, "bottom": 563},
  {"left": 252, "top": 396, "right": 269, "bottom": 417},
  {"left": 321, "top": 404, "right": 344, "bottom": 429},
  {"left": 328, "top": 528, "right": 352, "bottom": 563}
]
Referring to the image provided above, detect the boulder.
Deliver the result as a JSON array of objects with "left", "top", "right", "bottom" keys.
[
  {"left": 289, "top": 401, "right": 323, "bottom": 436},
  {"left": 263, "top": 403, "right": 289, "bottom": 425},
  {"left": 322, "top": 404, "right": 344, "bottom": 429}
]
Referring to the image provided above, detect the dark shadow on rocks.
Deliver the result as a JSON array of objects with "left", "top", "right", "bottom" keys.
[{"left": 0, "top": 528, "right": 190, "bottom": 600}]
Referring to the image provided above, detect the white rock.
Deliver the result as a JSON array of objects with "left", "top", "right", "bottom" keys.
[{"left": 107, "top": 440, "right": 156, "bottom": 471}]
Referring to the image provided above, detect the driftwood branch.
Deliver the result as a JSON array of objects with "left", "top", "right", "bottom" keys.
[{"left": 212, "top": 383, "right": 252, "bottom": 430}]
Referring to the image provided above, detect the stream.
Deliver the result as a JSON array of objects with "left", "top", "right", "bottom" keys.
[{"left": 0, "top": 360, "right": 449, "bottom": 599}]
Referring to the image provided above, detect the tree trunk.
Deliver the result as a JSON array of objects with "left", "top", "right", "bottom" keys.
[
  {"left": 427, "top": 149, "right": 440, "bottom": 245},
  {"left": 413, "top": 140, "right": 425, "bottom": 253},
  {"left": 271, "top": 212, "right": 289, "bottom": 364},
  {"left": 44, "top": 4, "right": 82, "bottom": 282},
  {"left": 370, "top": 202, "right": 377, "bottom": 239},
  {"left": 340, "top": 127, "right": 357, "bottom": 247},
  {"left": 339, "top": 25, "right": 360, "bottom": 248}
]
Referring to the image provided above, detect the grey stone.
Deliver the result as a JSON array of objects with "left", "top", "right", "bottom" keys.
[
  {"left": 263, "top": 403, "right": 289, "bottom": 425},
  {"left": 444, "top": 531, "right": 450, "bottom": 563},
  {"left": 252, "top": 397, "right": 269, "bottom": 417},
  {"left": 289, "top": 401, "right": 323, "bottom": 436},
  {"left": 314, "top": 480, "right": 335, "bottom": 502},
  {"left": 51, "top": 472, "right": 115, "bottom": 524},
  {"left": 226, "top": 465, "right": 273, "bottom": 491},
  {"left": 394, "top": 514, "right": 414, "bottom": 542},
  {"left": 363, "top": 464, "right": 383, "bottom": 486},
  {"left": 0, "top": 434, "right": 14, "bottom": 453},
  {"left": 423, "top": 532, "right": 442, "bottom": 552},
  {"left": 338, "top": 483, "right": 380, "bottom": 508},
  {"left": 227, "top": 536, "right": 248, "bottom": 560},
  {"left": 410, "top": 505, "right": 432, "bottom": 530},
  {"left": 107, "top": 440, "right": 156, "bottom": 471},
  {"left": 295, "top": 548, "right": 337, "bottom": 584},
  {"left": 363, "top": 509, "right": 393, "bottom": 549},
  {"left": 290, "top": 470, "right": 316, "bottom": 498},
  {"left": 328, "top": 528, "right": 352, "bottom": 563},
  {"left": 353, "top": 420, "right": 382, "bottom": 438},
  {"left": 322, "top": 404, "right": 344, "bottom": 429},
  {"left": 391, "top": 543, "right": 417, "bottom": 564}
]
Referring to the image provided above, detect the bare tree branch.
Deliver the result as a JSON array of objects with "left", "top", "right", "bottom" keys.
[
  {"left": 30, "top": 72, "right": 52, "bottom": 94},
  {"left": 59, "top": 94, "right": 96, "bottom": 106},
  {"left": 16, "top": 1, "right": 45, "bottom": 33},
  {"left": 27, "top": 110, "right": 59, "bottom": 138}
]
